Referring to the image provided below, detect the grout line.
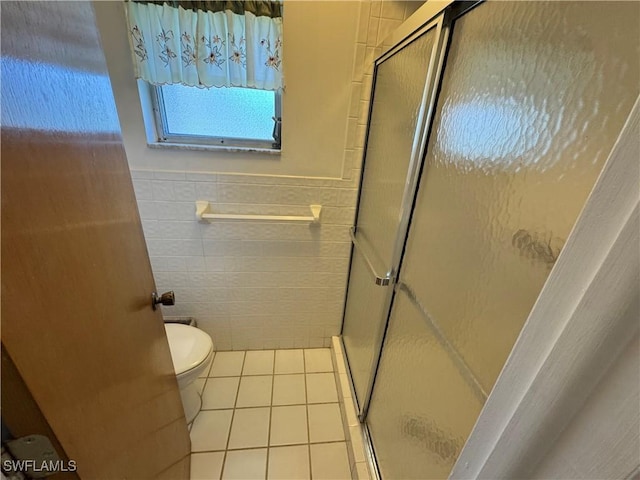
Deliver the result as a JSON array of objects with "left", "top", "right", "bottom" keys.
[
  {"left": 220, "top": 351, "right": 246, "bottom": 479},
  {"left": 265, "top": 350, "right": 276, "bottom": 479},
  {"left": 194, "top": 439, "right": 351, "bottom": 454},
  {"left": 200, "top": 400, "right": 340, "bottom": 412},
  {"left": 303, "top": 350, "right": 314, "bottom": 480},
  {"left": 272, "top": 370, "right": 332, "bottom": 376}
]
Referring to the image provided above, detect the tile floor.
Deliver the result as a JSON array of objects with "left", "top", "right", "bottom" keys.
[{"left": 190, "top": 349, "right": 352, "bottom": 480}]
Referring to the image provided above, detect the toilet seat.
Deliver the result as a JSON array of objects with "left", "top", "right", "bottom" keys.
[{"left": 165, "top": 323, "right": 213, "bottom": 376}]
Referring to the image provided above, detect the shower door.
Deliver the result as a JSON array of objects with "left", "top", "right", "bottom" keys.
[
  {"left": 365, "top": 1, "right": 640, "bottom": 478},
  {"left": 341, "top": 12, "right": 449, "bottom": 417}
]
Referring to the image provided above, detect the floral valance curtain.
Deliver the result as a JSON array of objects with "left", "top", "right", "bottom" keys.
[{"left": 125, "top": 0, "right": 283, "bottom": 90}]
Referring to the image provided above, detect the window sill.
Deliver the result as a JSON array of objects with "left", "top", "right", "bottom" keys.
[{"left": 147, "top": 141, "right": 282, "bottom": 155}]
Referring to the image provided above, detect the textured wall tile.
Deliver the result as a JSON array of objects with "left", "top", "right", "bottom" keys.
[
  {"left": 136, "top": 200, "right": 158, "bottom": 219},
  {"left": 146, "top": 238, "right": 203, "bottom": 257},
  {"left": 185, "top": 172, "right": 217, "bottom": 182},
  {"left": 141, "top": 219, "right": 160, "bottom": 238},
  {"left": 155, "top": 271, "right": 190, "bottom": 289},
  {"left": 195, "top": 182, "right": 218, "bottom": 201},
  {"left": 155, "top": 201, "right": 196, "bottom": 220},
  {"left": 362, "top": 74, "right": 373, "bottom": 100},
  {"left": 356, "top": 124, "right": 367, "bottom": 149},
  {"left": 173, "top": 181, "right": 197, "bottom": 201},
  {"left": 188, "top": 271, "right": 225, "bottom": 289},
  {"left": 184, "top": 256, "right": 206, "bottom": 272},
  {"left": 367, "top": 14, "right": 380, "bottom": 45},
  {"left": 149, "top": 256, "right": 167, "bottom": 272},
  {"left": 381, "top": 1, "right": 406, "bottom": 20},
  {"left": 155, "top": 220, "right": 201, "bottom": 239},
  {"left": 132, "top": 179, "right": 153, "bottom": 200},
  {"left": 358, "top": 99, "right": 370, "bottom": 126},
  {"left": 130, "top": 169, "right": 155, "bottom": 179},
  {"left": 357, "top": 2, "right": 371, "bottom": 44},
  {"left": 353, "top": 43, "right": 367, "bottom": 81},
  {"left": 378, "top": 18, "right": 403, "bottom": 44},
  {"left": 350, "top": 83, "right": 363, "bottom": 114},
  {"left": 153, "top": 170, "right": 186, "bottom": 180},
  {"left": 370, "top": 0, "right": 382, "bottom": 17},
  {"left": 163, "top": 257, "right": 188, "bottom": 272},
  {"left": 337, "top": 189, "right": 359, "bottom": 207},
  {"left": 319, "top": 242, "right": 352, "bottom": 258},
  {"left": 349, "top": 170, "right": 362, "bottom": 188},
  {"left": 343, "top": 150, "right": 356, "bottom": 173},
  {"left": 152, "top": 180, "right": 175, "bottom": 201},
  {"left": 204, "top": 256, "right": 225, "bottom": 271},
  {"left": 345, "top": 117, "right": 358, "bottom": 152}
]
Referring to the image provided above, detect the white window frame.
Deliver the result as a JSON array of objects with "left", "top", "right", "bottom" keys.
[{"left": 136, "top": 80, "right": 282, "bottom": 153}]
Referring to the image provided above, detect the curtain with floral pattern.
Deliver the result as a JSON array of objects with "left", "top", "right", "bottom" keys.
[{"left": 125, "top": 1, "right": 283, "bottom": 90}]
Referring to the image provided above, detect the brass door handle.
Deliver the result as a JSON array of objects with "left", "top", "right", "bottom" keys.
[{"left": 152, "top": 291, "right": 175, "bottom": 310}]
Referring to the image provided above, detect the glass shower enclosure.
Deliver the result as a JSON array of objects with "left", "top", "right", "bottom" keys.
[
  {"left": 341, "top": 9, "right": 450, "bottom": 420},
  {"left": 341, "top": 1, "right": 640, "bottom": 478}
]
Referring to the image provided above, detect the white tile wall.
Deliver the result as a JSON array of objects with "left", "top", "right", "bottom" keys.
[{"left": 130, "top": 1, "right": 421, "bottom": 351}]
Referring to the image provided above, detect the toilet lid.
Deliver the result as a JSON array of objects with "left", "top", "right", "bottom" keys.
[{"left": 164, "top": 324, "right": 213, "bottom": 375}]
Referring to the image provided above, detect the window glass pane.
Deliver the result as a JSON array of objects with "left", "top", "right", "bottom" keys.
[{"left": 160, "top": 84, "right": 274, "bottom": 141}]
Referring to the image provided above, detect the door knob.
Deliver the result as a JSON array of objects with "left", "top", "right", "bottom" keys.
[{"left": 152, "top": 291, "right": 175, "bottom": 310}]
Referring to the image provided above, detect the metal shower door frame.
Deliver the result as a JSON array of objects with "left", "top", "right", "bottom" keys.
[{"left": 341, "top": 5, "right": 455, "bottom": 421}]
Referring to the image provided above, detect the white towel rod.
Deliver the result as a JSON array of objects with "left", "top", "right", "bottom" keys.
[{"left": 196, "top": 201, "right": 322, "bottom": 224}]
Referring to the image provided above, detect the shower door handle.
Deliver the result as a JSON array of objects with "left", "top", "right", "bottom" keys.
[{"left": 349, "top": 227, "right": 392, "bottom": 286}]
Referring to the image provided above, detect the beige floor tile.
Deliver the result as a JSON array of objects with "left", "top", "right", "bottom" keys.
[
  {"left": 202, "top": 377, "right": 240, "bottom": 410},
  {"left": 274, "top": 349, "right": 304, "bottom": 374},
  {"left": 190, "top": 410, "right": 233, "bottom": 452},
  {"left": 190, "top": 451, "right": 224, "bottom": 479},
  {"left": 310, "top": 443, "right": 351, "bottom": 480},
  {"left": 190, "top": 349, "right": 350, "bottom": 479},
  {"left": 272, "top": 374, "right": 306, "bottom": 406},
  {"left": 228, "top": 407, "right": 270, "bottom": 449},
  {"left": 304, "top": 349, "right": 333, "bottom": 373},
  {"left": 269, "top": 405, "right": 308, "bottom": 446},
  {"left": 308, "top": 404, "right": 345, "bottom": 443},
  {"left": 306, "top": 373, "right": 338, "bottom": 404},
  {"left": 210, "top": 351, "right": 245, "bottom": 377},
  {"left": 222, "top": 449, "right": 267, "bottom": 480},
  {"left": 267, "top": 445, "right": 310, "bottom": 480},
  {"left": 243, "top": 350, "right": 275, "bottom": 375},
  {"left": 236, "top": 376, "right": 273, "bottom": 408}
]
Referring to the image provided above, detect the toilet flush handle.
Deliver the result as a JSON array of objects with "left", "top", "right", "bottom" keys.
[{"left": 152, "top": 291, "right": 175, "bottom": 310}]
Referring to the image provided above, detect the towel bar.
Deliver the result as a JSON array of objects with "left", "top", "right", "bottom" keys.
[{"left": 195, "top": 201, "right": 322, "bottom": 224}]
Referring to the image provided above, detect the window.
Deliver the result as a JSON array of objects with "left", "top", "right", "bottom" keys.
[{"left": 150, "top": 84, "right": 282, "bottom": 151}]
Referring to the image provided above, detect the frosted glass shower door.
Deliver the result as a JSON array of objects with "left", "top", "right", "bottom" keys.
[
  {"left": 341, "top": 16, "right": 448, "bottom": 415},
  {"left": 366, "top": 1, "right": 639, "bottom": 478}
]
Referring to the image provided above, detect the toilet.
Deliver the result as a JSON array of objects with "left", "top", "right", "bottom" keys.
[{"left": 164, "top": 323, "right": 214, "bottom": 424}]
